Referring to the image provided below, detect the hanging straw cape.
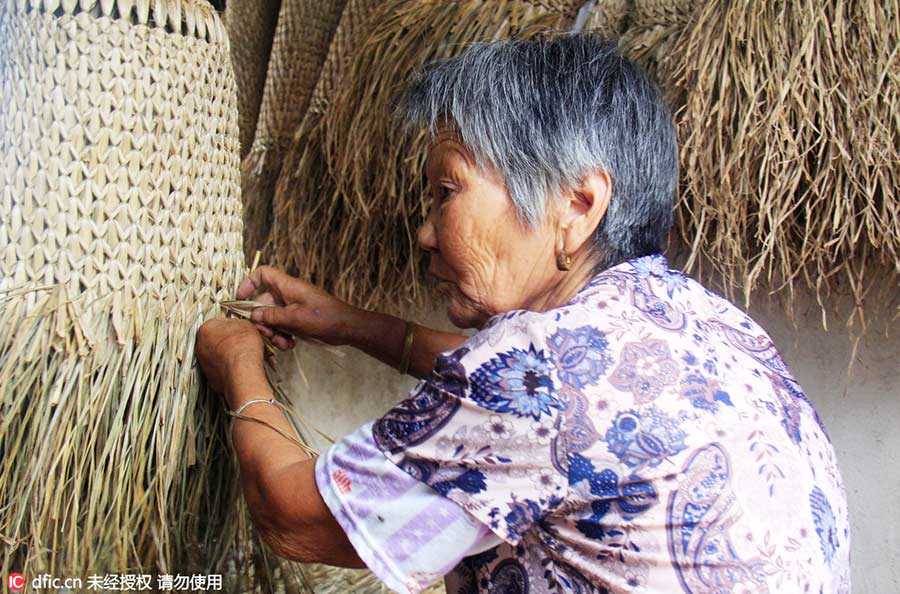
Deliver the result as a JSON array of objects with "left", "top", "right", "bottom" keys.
[
  {"left": 0, "top": 0, "right": 312, "bottom": 589},
  {"left": 224, "top": 0, "right": 281, "bottom": 159},
  {"left": 666, "top": 0, "right": 900, "bottom": 331},
  {"left": 239, "top": 0, "right": 347, "bottom": 260}
]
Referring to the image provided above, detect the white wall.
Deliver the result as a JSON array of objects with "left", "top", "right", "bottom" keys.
[
  {"left": 279, "top": 294, "right": 900, "bottom": 593},
  {"left": 747, "top": 298, "right": 900, "bottom": 593}
]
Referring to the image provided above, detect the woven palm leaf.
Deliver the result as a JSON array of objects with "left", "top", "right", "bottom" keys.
[
  {"left": 224, "top": 0, "right": 282, "bottom": 158},
  {"left": 668, "top": 0, "right": 900, "bottom": 328},
  {"left": 306, "top": 0, "right": 382, "bottom": 118},
  {"left": 266, "top": 0, "right": 582, "bottom": 313},
  {"left": 241, "top": 0, "right": 347, "bottom": 259},
  {"left": 0, "top": 0, "right": 298, "bottom": 588}
]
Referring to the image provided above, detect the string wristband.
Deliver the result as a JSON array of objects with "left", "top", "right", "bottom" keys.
[
  {"left": 225, "top": 398, "right": 315, "bottom": 456},
  {"left": 230, "top": 398, "right": 276, "bottom": 416}
]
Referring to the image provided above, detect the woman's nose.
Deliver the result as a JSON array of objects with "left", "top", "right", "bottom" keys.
[{"left": 417, "top": 215, "right": 438, "bottom": 252}]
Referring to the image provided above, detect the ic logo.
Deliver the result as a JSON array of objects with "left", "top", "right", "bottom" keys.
[{"left": 7, "top": 573, "right": 25, "bottom": 591}]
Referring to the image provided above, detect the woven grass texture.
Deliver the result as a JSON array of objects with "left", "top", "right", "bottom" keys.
[
  {"left": 224, "top": 0, "right": 281, "bottom": 158},
  {"left": 0, "top": 0, "right": 295, "bottom": 588},
  {"left": 240, "top": 0, "right": 347, "bottom": 261}
]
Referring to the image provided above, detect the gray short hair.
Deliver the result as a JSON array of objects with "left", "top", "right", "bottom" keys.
[{"left": 393, "top": 34, "right": 679, "bottom": 270}]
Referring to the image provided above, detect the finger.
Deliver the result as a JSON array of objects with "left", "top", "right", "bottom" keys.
[
  {"left": 250, "top": 303, "right": 298, "bottom": 330},
  {"left": 272, "top": 334, "right": 293, "bottom": 350},
  {"left": 236, "top": 274, "right": 258, "bottom": 300},
  {"left": 253, "top": 322, "right": 275, "bottom": 338},
  {"left": 255, "top": 292, "right": 279, "bottom": 306},
  {"left": 237, "top": 265, "right": 289, "bottom": 300}
]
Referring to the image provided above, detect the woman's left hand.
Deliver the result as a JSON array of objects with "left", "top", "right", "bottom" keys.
[{"left": 196, "top": 318, "right": 265, "bottom": 395}]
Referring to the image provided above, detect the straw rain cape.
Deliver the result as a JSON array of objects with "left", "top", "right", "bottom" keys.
[{"left": 0, "top": 0, "right": 298, "bottom": 589}]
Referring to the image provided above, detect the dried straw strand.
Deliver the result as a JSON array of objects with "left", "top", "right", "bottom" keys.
[{"left": 667, "top": 0, "right": 900, "bottom": 329}]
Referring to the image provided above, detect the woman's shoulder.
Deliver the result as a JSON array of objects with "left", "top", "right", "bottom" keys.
[{"left": 446, "top": 252, "right": 801, "bottom": 399}]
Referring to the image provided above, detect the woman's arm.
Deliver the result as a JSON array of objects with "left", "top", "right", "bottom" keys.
[
  {"left": 211, "top": 337, "right": 365, "bottom": 567},
  {"left": 239, "top": 265, "right": 467, "bottom": 378},
  {"left": 341, "top": 308, "right": 468, "bottom": 379}
]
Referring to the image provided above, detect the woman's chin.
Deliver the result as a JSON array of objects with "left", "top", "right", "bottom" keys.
[
  {"left": 445, "top": 293, "right": 487, "bottom": 330},
  {"left": 444, "top": 301, "right": 471, "bottom": 329}
]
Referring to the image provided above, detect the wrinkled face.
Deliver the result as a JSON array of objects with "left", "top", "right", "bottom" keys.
[{"left": 417, "top": 127, "right": 559, "bottom": 329}]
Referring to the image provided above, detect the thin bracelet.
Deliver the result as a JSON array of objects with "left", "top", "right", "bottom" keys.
[
  {"left": 226, "top": 411, "right": 316, "bottom": 456},
  {"left": 398, "top": 321, "right": 416, "bottom": 375},
  {"left": 230, "top": 398, "right": 276, "bottom": 416},
  {"left": 225, "top": 399, "right": 317, "bottom": 456}
]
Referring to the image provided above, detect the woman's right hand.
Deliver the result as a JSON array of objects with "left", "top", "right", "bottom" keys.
[{"left": 236, "top": 266, "right": 362, "bottom": 351}]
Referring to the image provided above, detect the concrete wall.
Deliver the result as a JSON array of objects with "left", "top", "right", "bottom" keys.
[
  {"left": 747, "top": 298, "right": 900, "bottom": 593},
  {"left": 279, "top": 293, "right": 900, "bottom": 593}
]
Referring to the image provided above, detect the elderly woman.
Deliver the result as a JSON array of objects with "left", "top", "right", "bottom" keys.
[{"left": 197, "top": 35, "right": 850, "bottom": 593}]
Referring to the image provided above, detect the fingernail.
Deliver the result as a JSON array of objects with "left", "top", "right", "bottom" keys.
[{"left": 250, "top": 309, "right": 261, "bottom": 322}]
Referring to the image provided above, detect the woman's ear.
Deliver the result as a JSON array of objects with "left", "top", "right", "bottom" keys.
[{"left": 559, "top": 169, "right": 612, "bottom": 253}]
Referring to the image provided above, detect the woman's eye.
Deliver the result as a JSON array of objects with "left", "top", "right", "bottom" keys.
[
  {"left": 438, "top": 185, "right": 454, "bottom": 202},
  {"left": 430, "top": 186, "right": 448, "bottom": 206}
]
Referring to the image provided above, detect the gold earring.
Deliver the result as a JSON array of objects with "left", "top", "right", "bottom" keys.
[{"left": 556, "top": 227, "right": 571, "bottom": 271}]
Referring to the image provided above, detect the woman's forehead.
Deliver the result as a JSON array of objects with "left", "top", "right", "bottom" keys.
[{"left": 425, "top": 134, "right": 472, "bottom": 174}]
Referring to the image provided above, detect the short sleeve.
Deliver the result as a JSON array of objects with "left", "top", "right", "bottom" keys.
[
  {"left": 315, "top": 421, "right": 502, "bottom": 594},
  {"left": 372, "top": 310, "right": 583, "bottom": 544}
]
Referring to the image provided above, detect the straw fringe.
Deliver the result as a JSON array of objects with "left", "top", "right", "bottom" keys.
[
  {"left": 613, "top": 0, "right": 697, "bottom": 83},
  {"left": 667, "top": 0, "right": 900, "bottom": 328},
  {"left": 582, "top": 0, "right": 631, "bottom": 37}
]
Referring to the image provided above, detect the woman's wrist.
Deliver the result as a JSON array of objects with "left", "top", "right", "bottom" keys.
[
  {"left": 337, "top": 305, "right": 377, "bottom": 349},
  {"left": 224, "top": 356, "right": 272, "bottom": 410},
  {"left": 340, "top": 308, "right": 409, "bottom": 369}
]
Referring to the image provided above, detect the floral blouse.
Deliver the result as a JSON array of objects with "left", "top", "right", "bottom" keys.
[{"left": 315, "top": 254, "right": 851, "bottom": 593}]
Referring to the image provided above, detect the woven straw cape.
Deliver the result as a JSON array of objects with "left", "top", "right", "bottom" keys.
[
  {"left": 0, "top": 0, "right": 286, "bottom": 587},
  {"left": 224, "top": 0, "right": 280, "bottom": 158},
  {"left": 238, "top": 0, "right": 346, "bottom": 261}
]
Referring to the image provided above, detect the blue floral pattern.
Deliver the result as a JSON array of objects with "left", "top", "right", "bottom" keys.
[
  {"left": 810, "top": 486, "right": 840, "bottom": 565},
  {"left": 604, "top": 407, "right": 687, "bottom": 468},
  {"left": 369, "top": 254, "right": 850, "bottom": 594},
  {"left": 469, "top": 344, "right": 562, "bottom": 421},
  {"left": 547, "top": 326, "right": 614, "bottom": 389},
  {"left": 568, "top": 452, "right": 658, "bottom": 541}
]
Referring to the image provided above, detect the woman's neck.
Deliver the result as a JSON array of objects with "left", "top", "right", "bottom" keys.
[{"left": 526, "top": 252, "right": 597, "bottom": 314}]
